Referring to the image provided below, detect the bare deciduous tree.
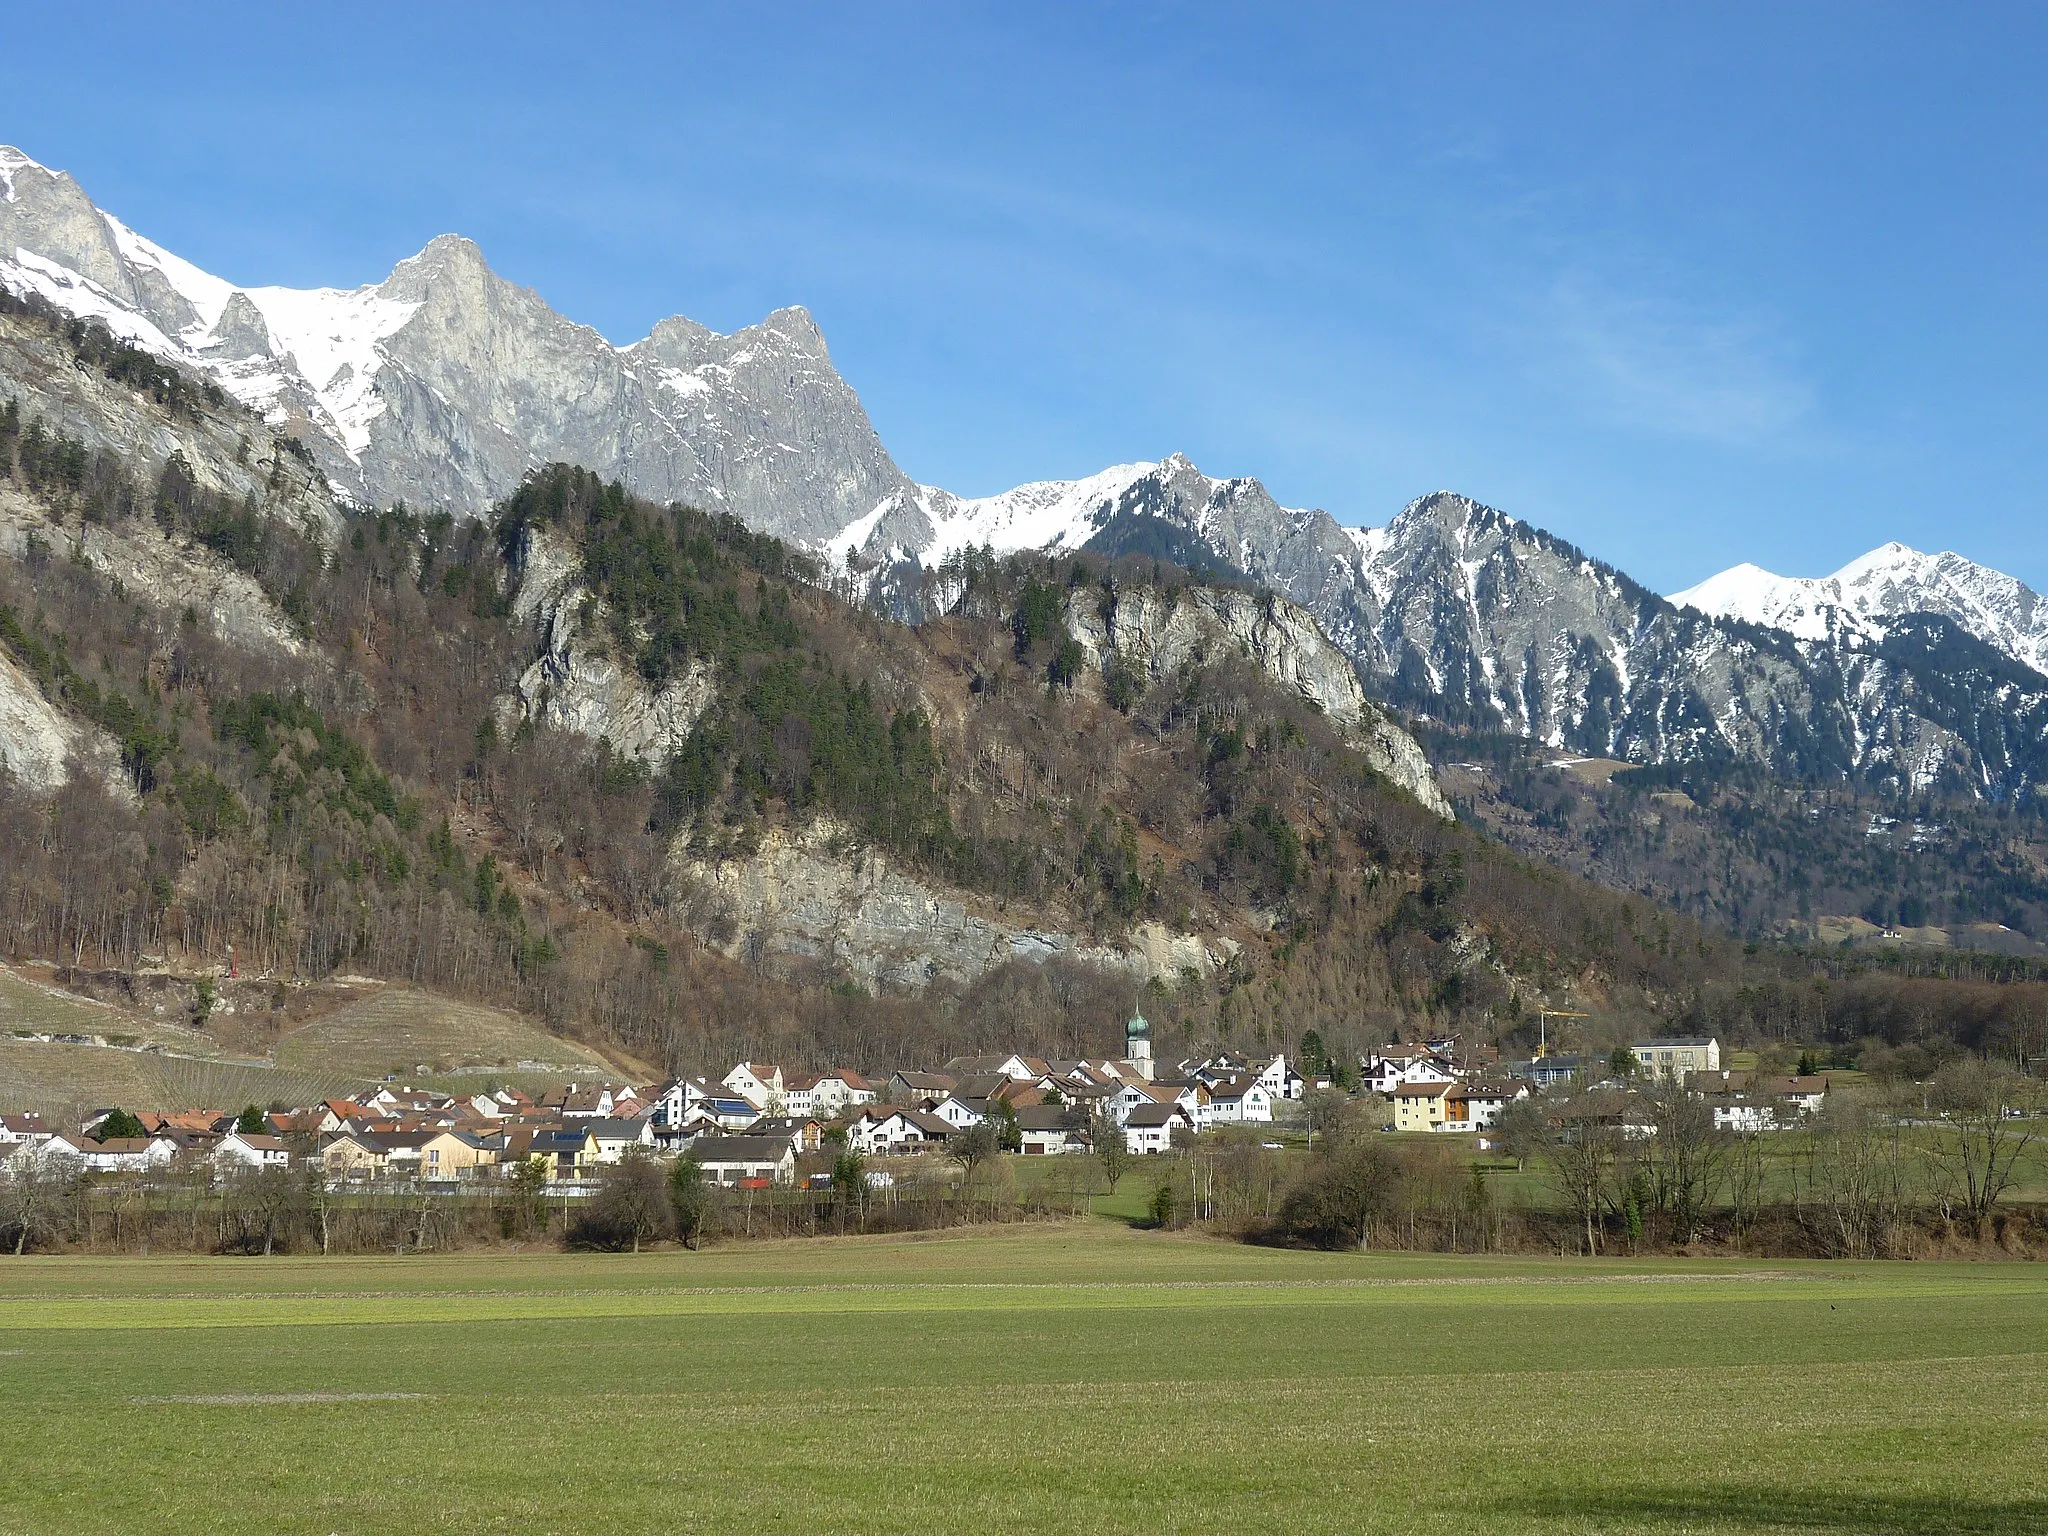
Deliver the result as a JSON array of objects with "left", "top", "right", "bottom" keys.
[
  {"left": 0, "top": 1157, "right": 62, "bottom": 1255},
  {"left": 1925, "top": 1060, "right": 2039, "bottom": 1229},
  {"left": 1644, "top": 1083, "right": 1728, "bottom": 1245},
  {"left": 1794, "top": 1090, "right": 1910, "bottom": 1258},
  {"left": 1540, "top": 1096, "right": 1623, "bottom": 1256}
]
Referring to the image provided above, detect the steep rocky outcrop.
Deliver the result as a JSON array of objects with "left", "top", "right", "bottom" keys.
[
  {"left": 1065, "top": 582, "right": 1454, "bottom": 818},
  {"left": 860, "top": 453, "right": 2048, "bottom": 798},
  {"left": 672, "top": 817, "right": 1235, "bottom": 992},
  {"left": 0, "top": 642, "right": 120, "bottom": 793},
  {"left": 501, "top": 525, "right": 717, "bottom": 761}
]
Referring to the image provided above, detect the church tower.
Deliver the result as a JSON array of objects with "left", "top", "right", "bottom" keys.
[{"left": 1125, "top": 1006, "right": 1154, "bottom": 1081}]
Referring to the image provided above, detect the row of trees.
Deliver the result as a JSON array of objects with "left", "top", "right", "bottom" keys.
[{"left": 1502, "top": 1063, "right": 2040, "bottom": 1256}]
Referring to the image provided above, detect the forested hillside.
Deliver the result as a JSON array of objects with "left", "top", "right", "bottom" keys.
[
  {"left": 1, "top": 297, "right": 2043, "bottom": 1081},
  {"left": 1427, "top": 726, "right": 2048, "bottom": 948}
]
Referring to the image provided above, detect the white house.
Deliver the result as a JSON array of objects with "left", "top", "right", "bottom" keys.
[
  {"left": 213, "top": 1132, "right": 291, "bottom": 1171},
  {"left": 1015, "top": 1106, "right": 1083, "bottom": 1155},
  {"left": 1252, "top": 1055, "right": 1304, "bottom": 1101},
  {"left": 1364, "top": 1052, "right": 1458, "bottom": 1096},
  {"left": 41, "top": 1134, "right": 177, "bottom": 1173},
  {"left": 1123, "top": 1103, "right": 1193, "bottom": 1154},
  {"left": 0, "top": 1114, "right": 55, "bottom": 1154},
  {"left": 929, "top": 1095, "right": 987, "bottom": 1129},
  {"left": 1772, "top": 1074, "right": 1831, "bottom": 1118},
  {"left": 846, "top": 1108, "right": 953, "bottom": 1155},
  {"left": 1198, "top": 1076, "right": 1273, "bottom": 1127},
  {"left": 581, "top": 1117, "right": 656, "bottom": 1165},
  {"left": 722, "top": 1063, "right": 785, "bottom": 1111},
  {"left": 1111, "top": 1081, "right": 1203, "bottom": 1127},
  {"left": 809, "top": 1069, "right": 876, "bottom": 1115},
  {"left": 779, "top": 1075, "right": 820, "bottom": 1119}
]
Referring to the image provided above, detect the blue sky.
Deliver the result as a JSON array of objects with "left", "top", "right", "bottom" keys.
[{"left": 6, "top": 3, "right": 2046, "bottom": 592}]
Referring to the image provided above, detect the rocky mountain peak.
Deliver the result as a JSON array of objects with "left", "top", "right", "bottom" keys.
[{"left": 0, "top": 153, "right": 918, "bottom": 535}]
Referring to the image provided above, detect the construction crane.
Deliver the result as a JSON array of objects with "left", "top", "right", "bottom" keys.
[{"left": 1536, "top": 1008, "right": 1588, "bottom": 1060}]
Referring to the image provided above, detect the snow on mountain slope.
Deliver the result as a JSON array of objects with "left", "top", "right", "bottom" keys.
[
  {"left": 917, "top": 463, "right": 1163, "bottom": 563},
  {"left": 1673, "top": 543, "right": 2048, "bottom": 676},
  {"left": 823, "top": 465, "right": 1162, "bottom": 569},
  {"left": 0, "top": 146, "right": 917, "bottom": 533}
]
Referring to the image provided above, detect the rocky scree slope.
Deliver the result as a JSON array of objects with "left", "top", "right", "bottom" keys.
[{"left": 0, "top": 296, "right": 350, "bottom": 792}]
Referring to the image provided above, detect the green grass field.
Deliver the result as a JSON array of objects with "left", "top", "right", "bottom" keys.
[{"left": 1, "top": 1224, "right": 2043, "bottom": 1534}]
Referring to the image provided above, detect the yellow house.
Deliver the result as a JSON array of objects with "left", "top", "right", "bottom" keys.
[
  {"left": 418, "top": 1130, "right": 494, "bottom": 1181},
  {"left": 321, "top": 1132, "right": 388, "bottom": 1179},
  {"left": 1392, "top": 1080, "right": 1453, "bottom": 1132},
  {"left": 1629, "top": 1037, "right": 1721, "bottom": 1083}
]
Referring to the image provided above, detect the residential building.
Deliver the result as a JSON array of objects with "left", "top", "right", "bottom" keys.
[
  {"left": 887, "top": 1071, "right": 957, "bottom": 1108},
  {"left": 1123, "top": 1103, "right": 1192, "bottom": 1154},
  {"left": 809, "top": 1069, "right": 876, "bottom": 1115},
  {"left": 940, "top": 1054, "right": 1048, "bottom": 1083},
  {"left": 722, "top": 1063, "right": 785, "bottom": 1111},
  {"left": 687, "top": 1136, "right": 796, "bottom": 1187},
  {"left": 1629, "top": 1037, "right": 1721, "bottom": 1082},
  {"left": 1443, "top": 1081, "right": 1527, "bottom": 1132},
  {"left": 1365, "top": 1051, "right": 1458, "bottom": 1096},
  {"left": 845, "top": 1108, "right": 954, "bottom": 1156},
  {"left": 929, "top": 1095, "right": 986, "bottom": 1129},
  {"left": 1393, "top": 1080, "right": 1455, "bottom": 1132},
  {"left": 213, "top": 1132, "right": 290, "bottom": 1171},
  {"left": 41, "top": 1134, "right": 178, "bottom": 1173},
  {"left": 1253, "top": 1055, "right": 1304, "bottom": 1101},
  {"left": 581, "top": 1118, "right": 656, "bottom": 1165},
  {"left": 1198, "top": 1076, "right": 1273, "bottom": 1127},
  {"left": 1015, "top": 1106, "right": 1085, "bottom": 1155}
]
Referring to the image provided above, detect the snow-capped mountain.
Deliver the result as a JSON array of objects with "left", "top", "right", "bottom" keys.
[
  {"left": 0, "top": 145, "right": 917, "bottom": 537},
  {"left": 7, "top": 143, "right": 2048, "bottom": 798},
  {"left": 854, "top": 465, "right": 2048, "bottom": 795},
  {"left": 1672, "top": 543, "right": 2048, "bottom": 677}
]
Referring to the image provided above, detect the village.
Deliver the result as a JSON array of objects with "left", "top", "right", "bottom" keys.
[{"left": 0, "top": 1006, "right": 1841, "bottom": 1196}]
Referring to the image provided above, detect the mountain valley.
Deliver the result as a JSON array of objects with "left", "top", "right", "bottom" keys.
[{"left": 2, "top": 145, "right": 2046, "bottom": 1097}]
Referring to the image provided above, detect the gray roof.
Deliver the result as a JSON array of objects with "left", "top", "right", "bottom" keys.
[
  {"left": 1124, "top": 1104, "right": 1186, "bottom": 1128},
  {"left": 1015, "top": 1106, "right": 1077, "bottom": 1132},
  {"left": 685, "top": 1136, "right": 793, "bottom": 1165}
]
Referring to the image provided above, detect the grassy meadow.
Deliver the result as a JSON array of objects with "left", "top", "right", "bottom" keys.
[
  {"left": 0, "top": 965, "right": 621, "bottom": 1116},
  {"left": 0, "top": 1224, "right": 2043, "bottom": 1534}
]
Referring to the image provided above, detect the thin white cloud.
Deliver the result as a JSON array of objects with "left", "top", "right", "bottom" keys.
[{"left": 1543, "top": 277, "right": 1814, "bottom": 444}]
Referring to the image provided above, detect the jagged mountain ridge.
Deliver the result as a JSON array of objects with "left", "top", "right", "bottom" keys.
[
  {"left": 850, "top": 460, "right": 2048, "bottom": 797},
  {"left": 0, "top": 146, "right": 917, "bottom": 538},
  {"left": 1672, "top": 542, "right": 2048, "bottom": 676},
  {"left": 6, "top": 144, "right": 2047, "bottom": 800}
]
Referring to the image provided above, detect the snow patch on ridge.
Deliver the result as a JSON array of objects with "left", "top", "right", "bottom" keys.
[
  {"left": 1672, "top": 543, "right": 2048, "bottom": 675},
  {"left": 917, "top": 462, "right": 1159, "bottom": 564},
  {"left": 0, "top": 146, "right": 29, "bottom": 203}
]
